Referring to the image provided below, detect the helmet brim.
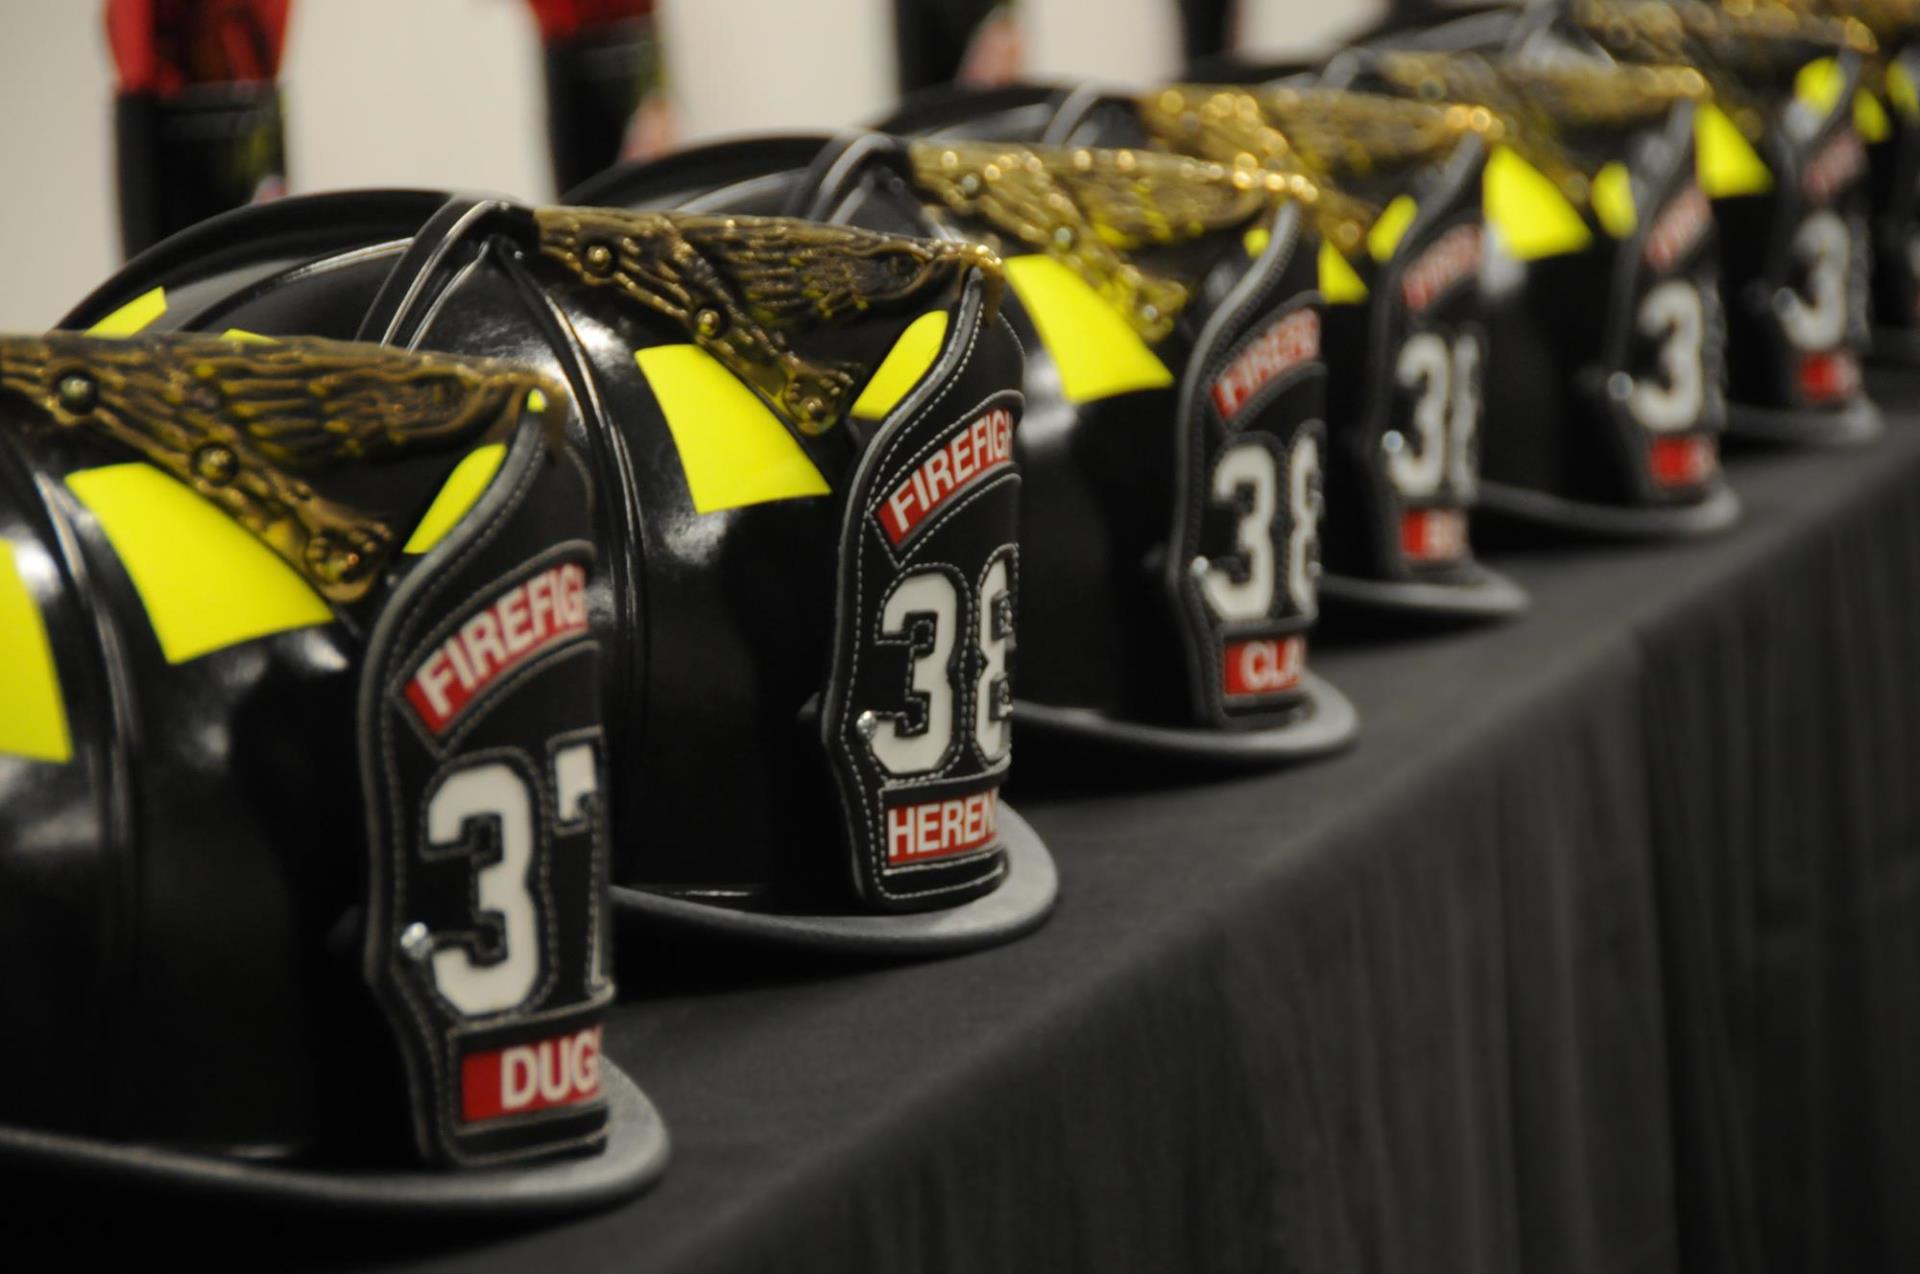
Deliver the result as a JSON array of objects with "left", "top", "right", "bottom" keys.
[
  {"left": 1477, "top": 479, "right": 1744, "bottom": 539},
  {"left": 0, "top": 1062, "right": 668, "bottom": 1216},
  {"left": 1870, "top": 327, "right": 1920, "bottom": 367},
  {"left": 1725, "top": 397, "right": 1885, "bottom": 448},
  {"left": 1318, "top": 562, "right": 1530, "bottom": 620},
  {"left": 610, "top": 804, "right": 1059, "bottom": 958},
  {"left": 1012, "top": 669, "right": 1359, "bottom": 765}
]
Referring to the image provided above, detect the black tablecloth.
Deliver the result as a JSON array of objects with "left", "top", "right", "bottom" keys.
[{"left": 174, "top": 380, "right": 1920, "bottom": 1268}]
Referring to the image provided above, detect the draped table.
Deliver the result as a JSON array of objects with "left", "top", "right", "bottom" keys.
[{"left": 174, "top": 375, "right": 1920, "bottom": 1271}]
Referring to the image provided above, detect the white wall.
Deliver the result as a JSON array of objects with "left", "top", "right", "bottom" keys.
[
  {"left": 0, "top": 0, "right": 1380, "bottom": 330},
  {"left": 1, "top": 2, "right": 121, "bottom": 331}
]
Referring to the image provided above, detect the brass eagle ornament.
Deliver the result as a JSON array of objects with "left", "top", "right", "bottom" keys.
[
  {"left": 0, "top": 332, "right": 559, "bottom": 603},
  {"left": 536, "top": 207, "right": 1001, "bottom": 435},
  {"left": 905, "top": 139, "right": 1305, "bottom": 342}
]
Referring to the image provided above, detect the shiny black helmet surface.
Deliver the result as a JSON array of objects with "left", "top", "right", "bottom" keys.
[
  {"left": 1538, "top": 0, "right": 1886, "bottom": 444},
  {"left": 1343, "top": 46, "right": 1746, "bottom": 535},
  {"left": 1862, "top": 39, "right": 1920, "bottom": 356},
  {"left": 1800, "top": 0, "right": 1920, "bottom": 360},
  {"left": 572, "top": 133, "right": 1361, "bottom": 764},
  {"left": 881, "top": 80, "right": 1530, "bottom": 617},
  {"left": 63, "top": 193, "right": 1056, "bottom": 956},
  {"left": 0, "top": 332, "right": 664, "bottom": 1211}
]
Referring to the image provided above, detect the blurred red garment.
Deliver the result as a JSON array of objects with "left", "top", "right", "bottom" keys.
[
  {"left": 106, "top": 0, "right": 291, "bottom": 95},
  {"left": 525, "top": 0, "right": 655, "bottom": 40},
  {"left": 530, "top": 0, "right": 676, "bottom": 189},
  {"left": 105, "top": 0, "right": 292, "bottom": 257}
]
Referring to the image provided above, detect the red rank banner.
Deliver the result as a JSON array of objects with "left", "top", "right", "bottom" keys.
[
  {"left": 1212, "top": 309, "right": 1320, "bottom": 421},
  {"left": 461, "top": 1025, "right": 603, "bottom": 1123},
  {"left": 1400, "top": 224, "right": 1483, "bottom": 314},
  {"left": 1643, "top": 186, "right": 1711, "bottom": 273},
  {"left": 1648, "top": 435, "right": 1718, "bottom": 489},
  {"left": 406, "top": 561, "right": 590, "bottom": 735},
  {"left": 886, "top": 786, "right": 1000, "bottom": 865},
  {"left": 1802, "top": 130, "right": 1866, "bottom": 203},
  {"left": 1222, "top": 634, "right": 1304, "bottom": 700},
  {"left": 1401, "top": 507, "right": 1469, "bottom": 563},
  {"left": 877, "top": 405, "right": 1015, "bottom": 546}
]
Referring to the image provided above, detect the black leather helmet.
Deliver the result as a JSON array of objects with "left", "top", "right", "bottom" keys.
[
  {"left": 879, "top": 81, "right": 1530, "bottom": 619},
  {"left": 1555, "top": 0, "right": 1886, "bottom": 444},
  {"left": 571, "top": 135, "right": 1361, "bottom": 764},
  {"left": 1340, "top": 45, "right": 1746, "bottom": 536},
  {"left": 61, "top": 194, "right": 1056, "bottom": 956},
  {"left": 0, "top": 332, "right": 664, "bottom": 1211},
  {"left": 1817, "top": 0, "right": 1920, "bottom": 361}
]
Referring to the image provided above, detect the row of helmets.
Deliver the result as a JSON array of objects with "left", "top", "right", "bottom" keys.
[{"left": 0, "top": 0, "right": 1907, "bottom": 1221}]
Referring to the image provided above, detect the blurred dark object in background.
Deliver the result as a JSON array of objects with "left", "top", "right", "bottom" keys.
[
  {"left": 529, "top": 0, "right": 675, "bottom": 193},
  {"left": 895, "top": 0, "right": 1024, "bottom": 94},
  {"left": 106, "top": 0, "right": 290, "bottom": 258},
  {"left": 1179, "top": 0, "right": 1240, "bottom": 64}
]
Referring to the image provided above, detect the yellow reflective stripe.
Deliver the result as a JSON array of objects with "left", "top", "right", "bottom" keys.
[
  {"left": 1368, "top": 195, "right": 1419, "bottom": 262},
  {"left": 1483, "top": 146, "right": 1593, "bottom": 260},
  {"left": 87, "top": 287, "right": 167, "bottom": 338},
  {"left": 851, "top": 311, "right": 950, "bottom": 420},
  {"left": 1318, "top": 240, "right": 1370, "bottom": 304},
  {"left": 635, "top": 344, "right": 830, "bottom": 513},
  {"left": 0, "top": 539, "right": 71, "bottom": 763},
  {"left": 220, "top": 328, "right": 276, "bottom": 344},
  {"left": 1591, "top": 162, "right": 1638, "bottom": 238},
  {"left": 1243, "top": 226, "right": 1271, "bottom": 259},
  {"left": 403, "top": 443, "right": 507, "bottom": 554},
  {"left": 1791, "top": 56, "right": 1888, "bottom": 141},
  {"left": 1891, "top": 61, "right": 1920, "bottom": 122},
  {"left": 65, "top": 463, "right": 331, "bottom": 663},
  {"left": 1856, "top": 89, "right": 1893, "bottom": 142},
  {"left": 1003, "top": 255, "right": 1173, "bottom": 403},
  {"left": 1796, "top": 57, "right": 1847, "bottom": 116},
  {"left": 1696, "top": 102, "right": 1774, "bottom": 197}
]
